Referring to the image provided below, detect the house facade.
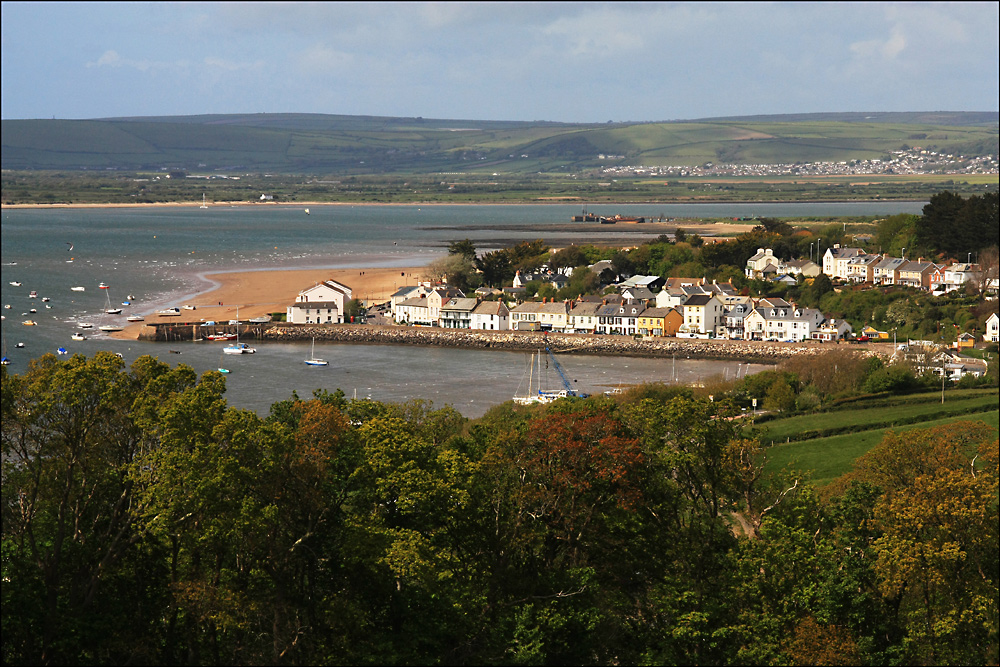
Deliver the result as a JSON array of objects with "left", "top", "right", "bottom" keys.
[
  {"left": 510, "top": 299, "right": 570, "bottom": 332},
  {"left": 745, "top": 248, "right": 781, "bottom": 279},
  {"left": 679, "top": 294, "right": 725, "bottom": 335},
  {"left": 470, "top": 300, "right": 510, "bottom": 330},
  {"left": 439, "top": 297, "right": 479, "bottom": 329},
  {"left": 636, "top": 307, "right": 682, "bottom": 337},
  {"left": 985, "top": 313, "right": 1000, "bottom": 343},
  {"left": 286, "top": 280, "right": 352, "bottom": 324},
  {"left": 822, "top": 245, "right": 866, "bottom": 280}
]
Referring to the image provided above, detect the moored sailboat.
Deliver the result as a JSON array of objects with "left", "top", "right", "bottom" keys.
[{"left": 304, "top": 337, "right": 328, "bottom": 366}]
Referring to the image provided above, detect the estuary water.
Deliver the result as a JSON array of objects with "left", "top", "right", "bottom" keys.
[{"left": 1, "top": 201, "right": 925, "bottom": 418}]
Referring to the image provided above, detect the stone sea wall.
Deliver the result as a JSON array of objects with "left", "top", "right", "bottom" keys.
[
  {"left": 260, "top": 324, "right": 892, "bottom": 362},
  {"left": 139, "top": 322, "right": 892, "bottom": 362}
]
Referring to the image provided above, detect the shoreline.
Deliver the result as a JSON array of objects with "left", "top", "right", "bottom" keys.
[
  {"left": 110, "top": 265, "right": 426, "bottom": 341},
  {"left": 1, "top": 198, "right": 929, "bottom": 210}
]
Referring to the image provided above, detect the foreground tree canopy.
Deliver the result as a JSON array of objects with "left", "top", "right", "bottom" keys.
[{"left": 2, "top": 353, "right": 997, "bottom": 666}]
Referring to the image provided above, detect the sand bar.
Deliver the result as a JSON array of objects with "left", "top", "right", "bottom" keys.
[{"left": 111, "top": 265, "right": 426, "bottom": 340}]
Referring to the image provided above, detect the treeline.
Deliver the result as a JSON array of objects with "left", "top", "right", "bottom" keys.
[{"left": 2, "top": 352, "right": 997, "bottom": 665}]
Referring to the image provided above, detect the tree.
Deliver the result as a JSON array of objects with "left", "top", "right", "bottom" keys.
[
  {"left": 476, "top": 249, "right": 513, "bottom": 287},
  {"left": 447, "top": 238, "right": 477, "bottom": 262},
  {"left": 424, "top": 254, "right": 481, "bottom": 292},
  {"left": 1, "top": 353, "right": 202, "bottom": 664}
]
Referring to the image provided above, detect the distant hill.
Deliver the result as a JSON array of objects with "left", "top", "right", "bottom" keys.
[{"left": 2, "top": 111, "right": 996, "bottom": 174}]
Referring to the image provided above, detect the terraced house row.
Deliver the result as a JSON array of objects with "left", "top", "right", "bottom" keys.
[
  {"left": 746, "top": 245, "right": 998, "bottom": 294},
  {"left": 389, "top": 276, "right": 854, "bottom": 342}
]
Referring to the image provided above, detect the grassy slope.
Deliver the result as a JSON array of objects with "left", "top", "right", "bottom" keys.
[
  {"left": 761, "top": 390, "right": 1000, "bottom": 486},
  {"left": 3, "top": 112, "right": 996, "bottom": 173}
]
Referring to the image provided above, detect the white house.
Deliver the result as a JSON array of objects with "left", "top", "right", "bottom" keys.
[
  {"left": 470, "top": 300, "right": 510, "bottom": 330},
  {"left": 679, "top": 293, "right": 726, "bottom": 335},
  {"left": 743, "top": 299, "right": 825, "bottom": 341},
  {"left": 823, "top": 245, "right": 867, "bottom": 280},
  {"left": 568, "top": 300, "right": 601, "bottom": 334},
  {"left": 985, "top": 312, "right": 999, "bottom": 343},
  {"left": 811, "top": 318, "right": 853, "bottom": 342},
  {"left": 746, "top": 248, "right": 781, "bottom": 279},
  {"left": 286, "top": 280, "right": 352, "bottom": 324},
  {"left": 439, "top": 297, "right": 479, "bottom": 329}
]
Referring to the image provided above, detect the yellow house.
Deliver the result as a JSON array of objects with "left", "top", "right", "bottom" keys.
[
  {"left": 861, "top": 326, "right": 889, "bottom": 340},
  {"left": 636, "top": 307, "right": 682, "bottom": 337}
]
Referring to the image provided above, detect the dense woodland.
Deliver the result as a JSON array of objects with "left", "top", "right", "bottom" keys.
[{"left": 2, "top": 348, "right": 997, "bottom": 666}]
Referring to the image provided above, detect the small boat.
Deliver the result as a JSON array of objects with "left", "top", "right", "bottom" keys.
[
  {"left": 158, "top": 307, "right": 181, "bottom": 316},
  {"left": 127, "top": 294, "right": 136, "bottom": 300},
  {"left": 218, "top": 367, "right": 231, "bottom": 374},
  {"left": 304, "top": 208, "right": 310, "bottom": 215},
  {"left": 29, "top": 308, "right": 37, "bottom": 313},
  {"left": 71, "top": 332, "right": 87, "bottom": 341},
  {"left": 105, "top": 308, "right": 123, "bottom": 315},
  {"left": 22, "top": 320, "right": 37, "bottom": 326},
  {"left": 41, "top": 297, "right": 50, "bottom": 302},
  {"left": 15, "top": 342, "right": 25, "bottom": 348},
  {"left": 122, "top": 300, "right": 130, "bottom": 306},
  {"left": 29, "top": 291, "right": 38, "bottom": 298},
  {"left": 71, "top": 286, "right": 85, "bottom": 292},
  {"left": 4, "top": 305, "right": 10, "bottom": 309},
  {"left": 182, "top": 304, "right": 196, "bottom": 310},
  {"left": 99, "top": 283, "right": 109, "bottom": 289},
  {"left": 249, "top": 315, "right": 272, "bottom": 323},
  {"left": 78, "top": 322, "right": 94, "bottom": 329},
  {"left": 9, "top": 281, "right": 21, "bottom": 286},
  {"left": 1, "top": 358, "right": 8, "bottom": 366},
  {"left": 57, "top": 347, "right": 68, "bottom": 355},
  {"left": 205, "top": 333, "right": 237, "bottom": 341},
  {"left": 126, "top": 315, "right": 145, "bottom": 322},
  {"left": 222, "top": 306, "right": 254, "bottom": 354},
  {"left": 304, "top": 338, "right": 328, "bottom": 366},
  {"left": 99, "top": 324, "right": 124, "bottom": 332}
]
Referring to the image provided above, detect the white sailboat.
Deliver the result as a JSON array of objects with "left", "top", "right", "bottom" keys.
[
  {"left": 513, "top": 348, "right": 587, "bottom": 405},
  {"left": 513, "top": 352, "right": 546, "bottom": 405},
  {"left": 223, "top": 307, "right": 255, "bottom": 354},
  {"left": 200, "top": 193, "right": 208, "bottom": 209},
  {"left": 103, "top": 287, "right": 122, "bottom": 315},
  {"left": 304, "top": 337, "right": 328, "bottom": 366}
]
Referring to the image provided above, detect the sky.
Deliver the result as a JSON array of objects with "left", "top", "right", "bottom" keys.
[{"left": 2, "top": 1, "right": 998, "bottom": 122}]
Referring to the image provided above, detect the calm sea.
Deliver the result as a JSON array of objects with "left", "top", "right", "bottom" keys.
[{"left": 1, "top": 201, "right": 925, "bottom": 418}]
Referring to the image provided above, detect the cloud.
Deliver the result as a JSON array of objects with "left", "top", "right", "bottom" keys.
[{"left": 850, "top": 27, "right": 906, "bottom": 60}]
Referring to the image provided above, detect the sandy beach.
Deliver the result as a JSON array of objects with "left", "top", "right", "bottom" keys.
[{"left": 111, "top": 265, "right": 426, "bottom": 340}]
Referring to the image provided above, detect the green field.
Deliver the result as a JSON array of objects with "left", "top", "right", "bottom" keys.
[
  {"left": 760, "top": 389, "right": 999, "bottom": 486},
  {"left": 3, "top": 112, "right": 996, "bottom": 175}
]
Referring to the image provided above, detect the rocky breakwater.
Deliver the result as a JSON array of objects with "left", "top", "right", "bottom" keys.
[{"left": 263, "top": 324, "right": 891, "bottom": 362}]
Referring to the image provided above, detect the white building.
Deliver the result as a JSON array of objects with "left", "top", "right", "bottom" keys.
[
  {"left": 822, "top": 245, "right": 867, "bottom": 280},
  {"left": 743, "top": 299, "right": 825, "bottom": 341},
  {"left": 985, "top": 313, "right": 999, "bottom": 343},
  {"left": 286, "top": 280, "right": 352, "bottom": 324},
  {"left": 470, "top": 300, "right": 510, "bottom": 330}
]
